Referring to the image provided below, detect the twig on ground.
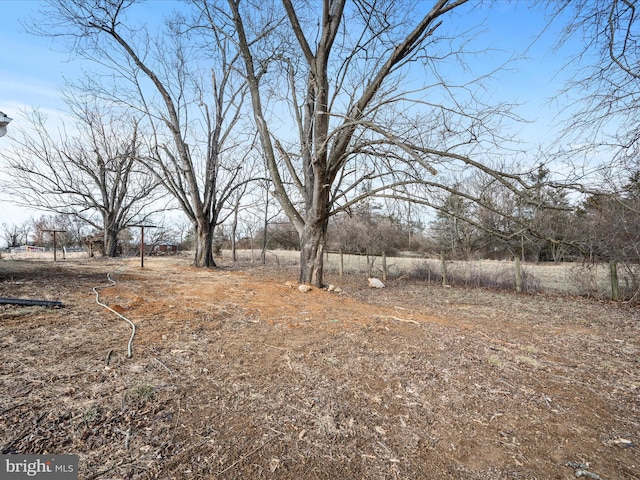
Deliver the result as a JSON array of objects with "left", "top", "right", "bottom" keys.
[
  {"left": 11, "top": 358, "right": 29, "bottom": 369},
  {"left": 0, "top": 403, "right": 27, "bottom": 416},
  {"left": 154, "top": 357, "right": 174, "bottom": 376},
  {"left": 1, "top": 412, "right": 47, "bottom": 454},
  {"left": 172, "top": 399, "right": 181, "bottom": 441},
  {"left": 85, "top": 456, "right": 139, "bottom": 480},
  {"left": 105, "top": 349, "right": 113, "bottom": 366},
  {"left": 115, "top": 427, "right": 132, "bottom": 449},
  {"left": 216, "top": 435, "right": 277, "bottom": 476},
  {"left": 374, "top": 314, "right": 421, "bottom": 326},
  {"left": 390, "top": 316, "right": 421, "bottom": 326},
  {"left": 373, "top": 314, "right": 421, "bottom": 326}
]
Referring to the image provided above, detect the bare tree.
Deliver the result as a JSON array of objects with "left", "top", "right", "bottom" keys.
[
  {"left": 2, "top": 103, "right": 160, "bottom": 257},
  {"left": 543, "top": 0, "right": 640, "bottom": 188},
  {"left": 55, "top": 214, "right": 91, "bottom": 248},
  {"left": 575, "top": 193, "right": 640, "bottom": 263},
  {"left": 1, "top": 223, "right": 20, "bottom": 249},
  {"left": 26, "top": 214, "right": 85, "bottom": 249},
  {"left": 1, "top": 221, "right": 31, "bottom": 249},
  {"left": 430, "top": 192, "right": 479, "bottom": 259},
  {"left": 224, "top": 0, "right": 536, "bottom": 286},
  {"left": 227, "top": 182, "right": 251, "bottom": 261},
  {"left": 536, "top": 0, "right": 640, "bottom": 268},
  {"left": 36, "top": 0, "right": 260, "bottom": 267}
]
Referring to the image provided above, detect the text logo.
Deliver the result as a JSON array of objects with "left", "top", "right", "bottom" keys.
[{"left": 1, "top": 455, "right": 78, "bottom": 479}]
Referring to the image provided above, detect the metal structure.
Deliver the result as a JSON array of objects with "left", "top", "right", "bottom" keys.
[
  {"left": 43, "top": 229, "right": 67, "bottom": 261},
  {"left": 133, "top": 225, "right": 157, "bottom": 268}
]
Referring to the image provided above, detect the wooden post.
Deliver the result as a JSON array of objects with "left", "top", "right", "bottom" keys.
[
  {"left": 610, "top": 260, "right": 619, "bottom": 301},
  {"left": 137, "top": 225, "right": 157, "bottom": 268},
  {"left": 382, "top": 251, "right": 387, "bottom": 281},
  {"left": 140, "top": 226, "right": 145, "bottom": 268},
  {"left": 515, "top": 256, "right": 522, "bottom": 293},
  {"left": 44, "top": 229, "right": 66, "bottom": 262},
  {"left": 440, "top": 251, "right": 447, "bottom": 286},
  {"left": 339, "top": 249, "right": 344, "bottom": 277}
]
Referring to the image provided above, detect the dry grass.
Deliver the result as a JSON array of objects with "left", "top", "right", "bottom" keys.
[{"left": 229, "top": 249, "right": 629, "bottom": 298}]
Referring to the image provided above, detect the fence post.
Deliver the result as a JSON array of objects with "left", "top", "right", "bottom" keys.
[
  {"left": 440, "top": 251, "right": 447, "bottom": 286},
  {"left": 515, "top": 256, "right": 522, "bottom": 293},
  {"left": 382, "top": 251, "right": 387, "bottom": 281},
  {"left": 610, "top": 260, "right": 619, "bottom": 301}
]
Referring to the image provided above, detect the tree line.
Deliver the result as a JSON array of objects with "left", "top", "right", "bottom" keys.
[{"left": 1, "top": 0, "right": 639, "bottom": 288}]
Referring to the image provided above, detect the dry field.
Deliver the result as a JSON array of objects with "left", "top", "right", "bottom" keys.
[
  {"left": 235, "top": 250, "right": 625, "bottom": 297},
  {"left": 0, "top": 255, "right": 638, "bottom": 479}
]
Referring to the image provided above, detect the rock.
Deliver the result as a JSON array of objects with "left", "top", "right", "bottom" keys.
[
  {"left": 606, "top": 438, "right": 636, "bottom": 448},
  {"left": 575, "top": 470, "right": 602, "bottom": 480},
  {"left": 298, "top": 284, "right": 312, "bottom": 293},
  {"left": 368, "top": 278, "right": 385, "bottom": 288},
  {"left": 285, "top": 281, "right": 295, "bottom": 289},
  {"left": 327, "top": 285, "right": 335, "bottom": 292}
]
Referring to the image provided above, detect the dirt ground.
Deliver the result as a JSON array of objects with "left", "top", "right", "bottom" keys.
[{"left": 0, "top": 255, "right": 638, "bottom": 479}]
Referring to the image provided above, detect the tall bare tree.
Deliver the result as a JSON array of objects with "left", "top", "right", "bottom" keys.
[
  {"left": 544, "top": 0, "right": 640, "bottom": 190},
  {"left": 1, "top": 221, "right": 31, "bottom": 249},
  {"left": 2, "top": 103, "right": 159, "bottom": 256},
  {"left": 537, "top": 0, "right": 640, "bottom": 269},
  {"left": 224, "top": 0, "right": 534, "bottom": 286},
  {"left": 37, "top": 0, "right": 258, "bottom": 267}
]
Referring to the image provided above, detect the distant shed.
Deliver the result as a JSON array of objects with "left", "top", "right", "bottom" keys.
[{"left": 152, "top": 244, "right": 178, "bottom": 255}]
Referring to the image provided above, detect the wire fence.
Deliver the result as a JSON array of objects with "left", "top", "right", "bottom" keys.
[
  {"left": 228, "top": 249, "right": 638, "bottom": 301},
  {"left": 3, "top": 246, "right": 637, "bottom": 301}
]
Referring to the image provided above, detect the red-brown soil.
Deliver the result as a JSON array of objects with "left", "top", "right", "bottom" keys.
[{"left": 0, "top": 256, "right": 638, "bottom": 479}]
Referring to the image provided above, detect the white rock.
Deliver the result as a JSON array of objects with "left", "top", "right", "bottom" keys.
[
  {"left": 298, "top": 284, "right": 312, "bottom": 293},
  {"left": 368, "top": 278, "right": 385, "bottom": 288}
]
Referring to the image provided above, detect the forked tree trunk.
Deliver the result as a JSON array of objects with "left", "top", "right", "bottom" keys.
[
  {"left": 194, "top": 223, "right": 216, "bottom": 268},
  {"left": 299, "top": 216, "right": 328, "bottom": 287}
]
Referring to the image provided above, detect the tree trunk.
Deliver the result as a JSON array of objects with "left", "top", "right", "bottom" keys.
[
  {"left": 104, "top": 228, "right": 119, "bottom": 257},
  {"left": 194, "top": 222, "right": 216, "bottom": 268},
  {"left": 261, "top": 190, "right": 269, "bottom": 265},
  {"left": 299, "top": 218, "right": 328, "bottom": 287},
  {"left": 231, "top": 205, "right": 238, "bottom": 262},
  {"left": 610, "top": 260, "right": 619, "bottom": 301},
  {"left": 440, "top": 251, "right": 447, "bottom": 286}
]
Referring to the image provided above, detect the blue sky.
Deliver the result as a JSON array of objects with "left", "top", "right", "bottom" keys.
[
  {"left": 0, "top": 0, "right": 179, "bottom": 119},
  {"left": 0, "top": 0, "right": 584, "bottom": 227},
  {"left": 1, "top": 1, "right": 67, "bottom": 117}
]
